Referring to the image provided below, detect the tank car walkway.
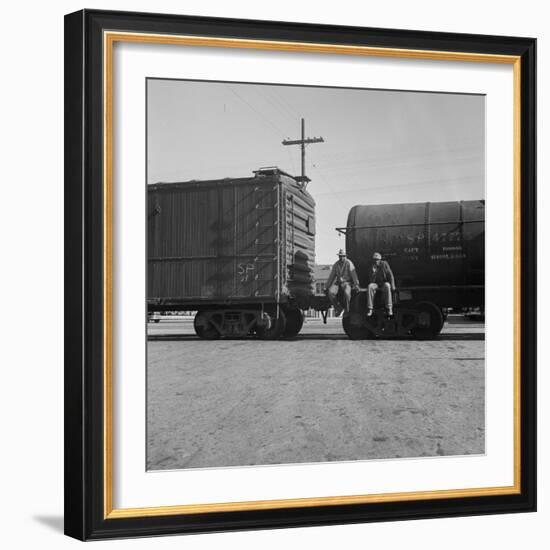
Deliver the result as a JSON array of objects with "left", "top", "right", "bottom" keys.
[{"left": 146, "top": 316, "right": 485, "bottom": 470}]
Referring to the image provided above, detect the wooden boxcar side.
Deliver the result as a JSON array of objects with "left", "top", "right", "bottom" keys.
[{"left": 147, "top": 169, "right": 316, "bottom": 310}]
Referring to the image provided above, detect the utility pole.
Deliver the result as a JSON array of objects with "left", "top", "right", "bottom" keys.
[{"left": 282, "top": 118, "right": 324, "bottom": 188}]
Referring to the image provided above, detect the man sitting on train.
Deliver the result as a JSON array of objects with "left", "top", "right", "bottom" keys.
[
  {"left": 326, "top": 249, "right": 360, "bottom": 316},
  {"left": 367, "top": 252, "right": 396, "bottom": 317}
]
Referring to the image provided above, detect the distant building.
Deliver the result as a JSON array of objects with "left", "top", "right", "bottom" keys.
[{"left": 313, "top": 264, "right": 332, "bottom": 295}]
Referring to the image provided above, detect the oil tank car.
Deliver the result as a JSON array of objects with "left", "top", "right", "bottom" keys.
[{"left": 341, "top": 200, "right": 485, "bottom": 339}]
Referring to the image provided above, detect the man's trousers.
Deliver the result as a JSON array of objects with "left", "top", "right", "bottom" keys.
[
  {"left": 367, "top": 282, "right": 392, "bottom": 309},
  {"left": 327, "top": 282, "right": 352, "bottom": 313}
]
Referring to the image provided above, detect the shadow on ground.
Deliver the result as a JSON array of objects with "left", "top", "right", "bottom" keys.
[{"left": 33, "top": 515, "right": 64, "bottom": 533}]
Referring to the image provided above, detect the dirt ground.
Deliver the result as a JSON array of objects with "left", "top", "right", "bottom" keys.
[{"left": 146, "top": 316, "right": 485, "bottom": 470}]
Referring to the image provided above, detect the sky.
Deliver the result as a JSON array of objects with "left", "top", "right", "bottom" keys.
[{"left": 147, "top": 79, "right": 485, "bottom": 265}]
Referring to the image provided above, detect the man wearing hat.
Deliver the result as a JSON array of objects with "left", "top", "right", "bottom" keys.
[
  {"left": 325, "top": 249, "right": 360, "bottom": 316},
  {"left": 367, "top": 252, "right": 396, "bottom": 317}
]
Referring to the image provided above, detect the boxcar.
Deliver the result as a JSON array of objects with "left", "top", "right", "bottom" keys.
[{"left": 147, "top": 167, "right": 320, "bottom": 338}]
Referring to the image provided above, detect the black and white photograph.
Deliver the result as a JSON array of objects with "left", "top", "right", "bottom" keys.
[{"left": 146, "top": 78, "right": 486, "bottom": 471}]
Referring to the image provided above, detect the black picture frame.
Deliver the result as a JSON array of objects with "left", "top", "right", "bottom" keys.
[{"left": 64, "top": 9, "right": 536, "bottom": 541}]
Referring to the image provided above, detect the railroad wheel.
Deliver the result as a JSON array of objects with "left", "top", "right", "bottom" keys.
[
  {"left": 282, "top": 308, "right": 304, "bottom": 338},
  {"left": 256, "top": 309, "right": 287, "bottom": 340},
  {"left": 413, "top": 302, "right": 444, "bottom": 340},
  {"left": 342, "top": 314, "right": 371, "bottom": 340},
  {"left": 193, "top": 311, "right": 220, "bottom": 340}
]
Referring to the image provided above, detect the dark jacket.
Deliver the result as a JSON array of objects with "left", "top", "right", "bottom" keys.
[{"left": 369, "top": 260, "right": 396, "bottom": 290}]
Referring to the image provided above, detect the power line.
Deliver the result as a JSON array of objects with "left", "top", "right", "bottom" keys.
[{"left": 225, "top": 85, "right": 286, "bottom": 137}]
